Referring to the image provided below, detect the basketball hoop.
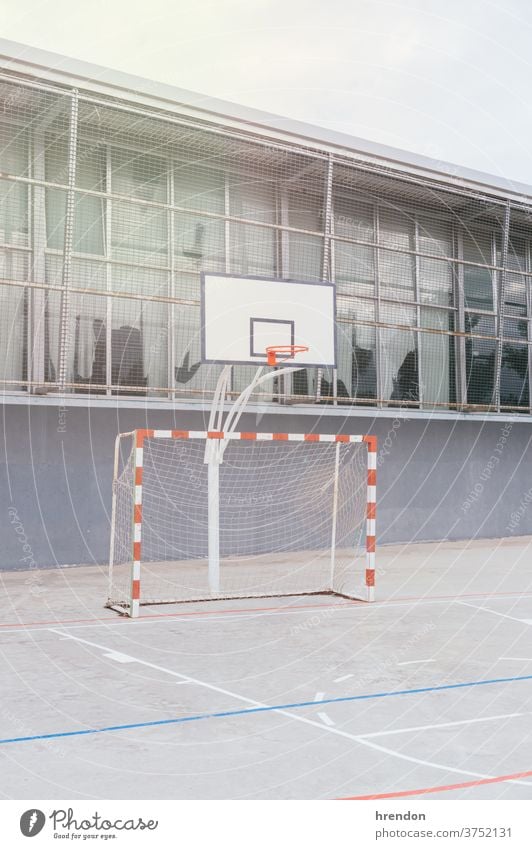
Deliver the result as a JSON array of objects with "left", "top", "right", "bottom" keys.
[{"left": 266, "top": 344, "right": 309, "bottom": 366}]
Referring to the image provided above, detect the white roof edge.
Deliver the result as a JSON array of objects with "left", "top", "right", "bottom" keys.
[{"left": 1, "top": 37, "right": 532, "bottom": 205}]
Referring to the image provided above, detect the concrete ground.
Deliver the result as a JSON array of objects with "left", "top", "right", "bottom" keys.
[{"left": 1, "top": 536, "right": 532, "bottom": 800}]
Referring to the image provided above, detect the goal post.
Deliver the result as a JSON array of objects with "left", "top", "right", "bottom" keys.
[{"left": 107, "top": 429, "right": 376, "bottom": 617}]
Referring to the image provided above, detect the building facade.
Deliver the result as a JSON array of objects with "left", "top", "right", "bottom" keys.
[{"left": 1, "top": 40, "right": 531, "bottom": 571}]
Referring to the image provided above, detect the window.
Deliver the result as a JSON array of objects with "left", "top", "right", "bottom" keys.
[
  {"left": 229, "top": 179, "right": 277, "bottom": 276},
  {"left": 45, "top": 139, "right": 106, "bottom": 255},
  {"left": 465, "top": 313, "right": 496, "bottom": 405},
  {"left": 417, "top": 218, "right": 453, "bottom": 306},
  {"left": 111, "top": 149, "right": 168, "bottom": 266},
  {"left": 380, "top": 303, "right": 418, "bottom": 405},
  {"left": 286, "top": 190, "right": 323, "bottom": 280},
  {"left": 379, "top": 208, "right": 416, "bottom": 301},
  {"left": 500, "top": 342, "right": 529, "bottom": 408},
  {"left": 175, "top": 162, "right": 225, "bottom": 271},
  {"left": 335, "top": 299, "right": 376, "bottom": 402},
  {"left": 419, "top": 309, "right": 456, "bottom": 408},
  {"left": 333, "top": 197, "right": 374, "bottom": 297},
  {"left": 463, "top": 229, "right": 494, "bottom": 311}
]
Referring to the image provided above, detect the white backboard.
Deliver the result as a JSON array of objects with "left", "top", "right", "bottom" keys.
[{"left": 201, "top": 273, "right": 336, "bottom": 367}]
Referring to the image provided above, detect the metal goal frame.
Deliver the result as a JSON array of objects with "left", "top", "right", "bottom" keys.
[{"left": 107, "top": 428, "right": 377, "bottom": 617}]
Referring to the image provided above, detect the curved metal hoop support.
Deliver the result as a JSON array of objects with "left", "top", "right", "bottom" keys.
[
  {"left": 205, "top": 364, "right": 303, "bottom": 464},
  {"left": 203, "top": 359, "right": 304, "bottom": 593}
]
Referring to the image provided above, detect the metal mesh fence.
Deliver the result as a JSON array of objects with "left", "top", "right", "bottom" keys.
[{"left": 0, "top": 72, "right": 531, "bottom": 413}]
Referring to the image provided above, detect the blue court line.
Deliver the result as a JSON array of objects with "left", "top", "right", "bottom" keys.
[{"left": 2, "top": 672, "right": 532, "bottom": 746}]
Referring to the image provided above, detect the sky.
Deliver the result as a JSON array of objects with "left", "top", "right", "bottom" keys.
[{"left": 2, "top": 0, "right": 532, "bottom": 185}]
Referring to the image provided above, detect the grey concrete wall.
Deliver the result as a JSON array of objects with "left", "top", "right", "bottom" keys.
[{"left": 1, "top": 401, "right": 531, "bottom": 570}]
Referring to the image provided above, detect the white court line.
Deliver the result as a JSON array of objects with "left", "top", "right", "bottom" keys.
[
  {"left": 334, "top": 674, "right": 353, "bottom": 683},
  {"left": 458, "top": 601, "right": 532, "bottom": 625},
  {"left": 358, "top": 711, "right": 528, "bottom": 739},
  {"left": 1, "top": 591, "right": 532, "bottom": 637},
  {"left": 397, "top": 659, "right": 434, "bottom": 666},
  {"left": 48, "top": 628, "right": 532, "bottom": 789},
  {"left": 314, "top": 692, "right": 325, "bottom": 702},
  {"left": 317, "top": 712, "right": 335, "bottom": 726},
  {"left": 500, "top": 657, "right": 532, "bottom": 662}
]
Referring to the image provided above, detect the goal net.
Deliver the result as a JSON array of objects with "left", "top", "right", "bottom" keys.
[{"left": 108, "top": 429, "right": 376, "bottom": 616}]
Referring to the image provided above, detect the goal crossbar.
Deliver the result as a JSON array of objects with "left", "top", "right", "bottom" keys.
[{"left": 107, "top": 429, "right": 377, "bottom": 617}]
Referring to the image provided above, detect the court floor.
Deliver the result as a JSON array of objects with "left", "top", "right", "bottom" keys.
[{"left": 1, "top": 536, "right": 532, "bottom": 800}]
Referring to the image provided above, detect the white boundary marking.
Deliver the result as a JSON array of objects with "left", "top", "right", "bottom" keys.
[
  {"left": 358, "top": 712, "right": 528, "bottom": 739},
  {"left": 317, "top": 712, "right": 335, "bottom": 726},
  {"left": 352, "top": 737, "right": 532, "bottom": 787},
  {"left": 458, "top": 601, "right": 532, "bottom": 625},
  {"left": 500, "top": 657, "right": 532, "bottom": 662},
  {"left": 48, "top": 628, "right": 532, "bottom": 789},
  {"left": 397, "top": 659, "right": 435, "bottom": 666}
]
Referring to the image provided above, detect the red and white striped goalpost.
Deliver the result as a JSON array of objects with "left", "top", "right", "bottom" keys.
[{"left": 117, "top": 429, "right": 376, "bottom": 617}]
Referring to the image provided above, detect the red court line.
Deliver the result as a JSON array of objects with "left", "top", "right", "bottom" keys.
[
  {"left": 339, "top": 769, "right": 532, "bottom": 799},
  {"left": 1, "top": 587, "right": 532, "bottom": 631},
  {"left": 0, "top": 599, "right": 358, "bottom": 629}
]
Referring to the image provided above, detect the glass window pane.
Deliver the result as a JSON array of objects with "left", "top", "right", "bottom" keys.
[
  {"left": 380, "top": 302, "right": 416, "bottom": 326},
  {"left": 112, "top": 297, "right": 168, "bottom": 395},
  {"left": 380, "top": 300, "right": 418, "bottom": 405},
  {"left": 506, "top": 234, "right": 527, "bottom": 273},
  {"left": 66, "top": 293, "right": 107, "bottom": 392},
  {"left": 111, "top": 149, "right": 168, "bottom": 265},
  {"left": 173, "top": 302, "right": 223, "bottom": 398},
  {"left": 334, "top": 241, "right": 374, "bottom": 296},
  {"left": 45, "top": 188, "right": 68, "bottom": 251},
  {"left": 73, "top": 195, "right": 105, "bottom": 255},
  {"left": 230, "top": 221, "right": 276, "bottom": 277},
  {"left": 230, "top": 179, "right": 275, "bottom": 224},
  {"left": 287, "top": 191, "right": 323, "bottom": 280},
  {"left": 288, "top": 232, "right": 323, "bottom": 280},
  {"left": 0, "top": 284, "right": 26, "bottom": 387},
  {"left": 501, "top": 342, "right": 529, "bottom": 409},
  {"left": 418, "top": 217, "right": 452, "bottom": 258},
  {"left": 112, "top": 200, "right": 168, "bottom": 265},
  {"left": 174, "top": 271, "right": 200, "bottom": 301},
  {"left": 45, "top": 289, "right": 61, "bottom": 382},
  {"left": 463, "top": 229, "right": 494, "bottom": 310},
  {"left": 111, "top": 150, "right": 167, "bottom": 201},
  {"left": 46, "top": 140, "right": 106, "bottom": 255},
  {"left": 379, "top": 206, "right": 415, "bottom": 300},
  {"left": 336, "top": 318, "right": 377, "bottom": 403},
  {"left": 465, "top": 312, "right": 496, "bottom": 405},
  {"left": 0, "top": 247, "right": 28, "bottom": 282},
  {"left": 379, "top": 208, "right": 415, "bottom": 249},
  {"left": 417, "top": 220, "right": 453, "bottom": 305},
  {"left": 419, "top": 308, "right": 456, "bottom": 409},
  {"left": 74, "top": 142, "right": 106, "bottom": 255},
  {"left": 0, "top": 121, "right": 29, "bottom": 176},
  {"left": 175, "top": 163, "right": 225, "bottom": 214},
  {"left": 418, "top": 257, "right": 453, "bottom": 306},
  {"left": 72, "top": 258, "right": 106, "bottom": 292},
  {"left": 379, "top": 249, "right": 416, "bottom": 300},
  {"left": 381, "top": 327, "right": 418, "bottom": 405},
  {"left": 0, "top": 179, "right": 28, "bottom": 248},
  {"left": 110, "top": 265, "right": 168, "bottom": 299},
  {"left": 503, "top": 317, "right": 528, "bottom": 340},
  {"left": 504, "top": 272, "right": 527, "bottom": 317},
  {"left": 175, "top": 211, "right": 225, "bottom": 272}
]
